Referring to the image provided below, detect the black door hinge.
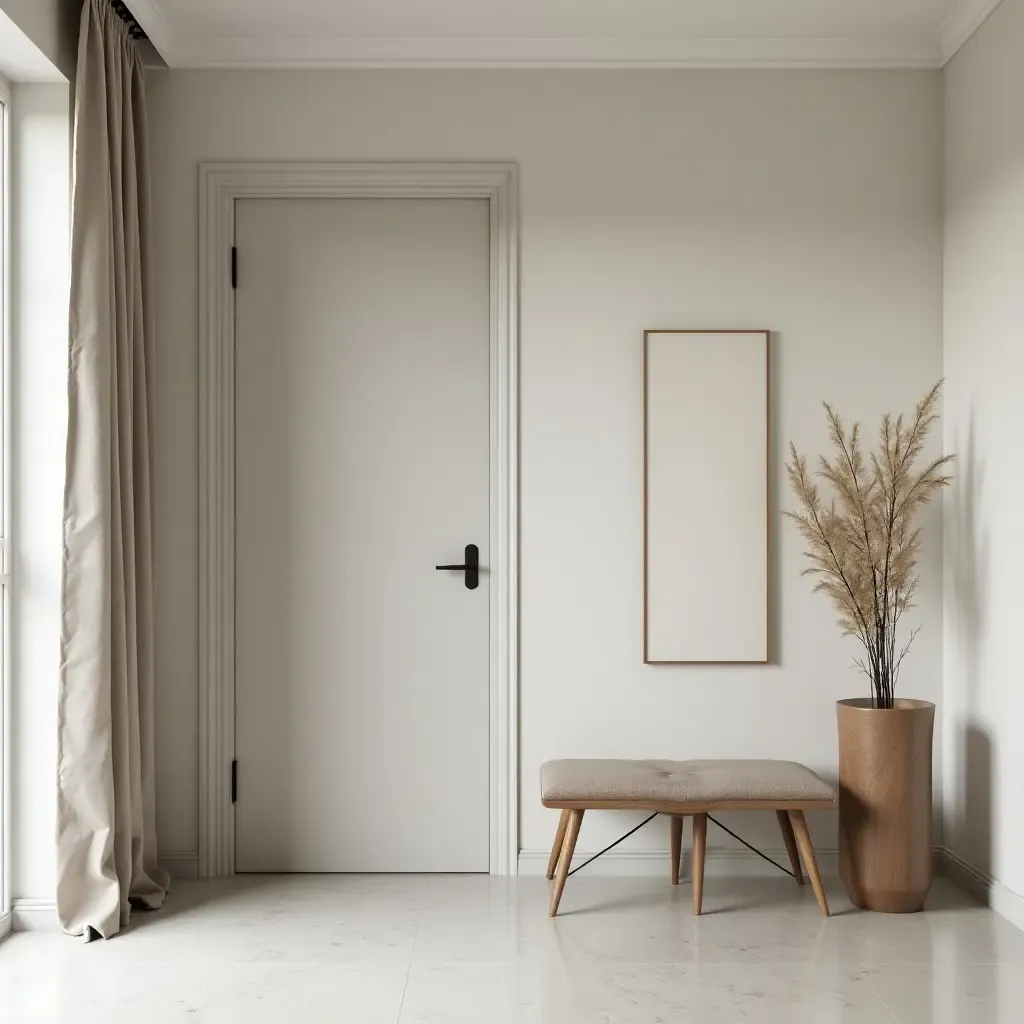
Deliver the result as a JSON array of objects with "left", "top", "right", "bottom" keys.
[
  {"left": 231, "top": 759, "right": 238, "bottom": 803},
  {"left": 231, "top": 246, "right": 238, "bottom": 289}
]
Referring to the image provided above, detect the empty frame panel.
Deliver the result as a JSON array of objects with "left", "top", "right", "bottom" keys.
[{"left": 644, "top": 331, "right": 769, "bottom": 664}]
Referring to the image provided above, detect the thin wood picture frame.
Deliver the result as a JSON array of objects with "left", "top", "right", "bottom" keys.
[{"left": 643, "top": 329, "right": 771, "bottom": 665}]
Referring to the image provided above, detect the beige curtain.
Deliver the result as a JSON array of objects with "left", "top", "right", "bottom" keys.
[{"left": 57, "top": 0, "right": 169, "bottom": 940}]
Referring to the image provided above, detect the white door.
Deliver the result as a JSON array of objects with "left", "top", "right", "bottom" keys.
[{"left": 234, "top": 198, "right": 490, "bottom": 872}]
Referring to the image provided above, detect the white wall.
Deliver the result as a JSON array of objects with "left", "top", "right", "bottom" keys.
[
  {"left": 10, "top": 82, "right": 70, "bottom": 902},
  {"left": 943, "top": 0, "right": 1024, "bottom": 920},
  {"left": 146, "top": 69, "right": 944, "bottom": 866},
  {"left": 0, "top": 0, "right": 76, "bottom": 82}
]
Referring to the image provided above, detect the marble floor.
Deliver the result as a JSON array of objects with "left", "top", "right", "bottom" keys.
[{"left": 1, "top": 873, "right": 1022, "bottom": 1022}]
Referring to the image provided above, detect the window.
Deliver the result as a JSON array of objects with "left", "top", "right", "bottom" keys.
[{"left": 0, "top": 74, "right": 10, "bottom": 936}]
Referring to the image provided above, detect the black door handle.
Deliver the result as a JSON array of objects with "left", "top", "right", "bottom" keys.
[{"left": 435, "top": 544, "right": 479, "bottom": 590}]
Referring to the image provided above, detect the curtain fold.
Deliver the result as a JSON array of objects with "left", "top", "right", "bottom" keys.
[{"left": 57, "top": 0, "right": 169, "bottom": 940}]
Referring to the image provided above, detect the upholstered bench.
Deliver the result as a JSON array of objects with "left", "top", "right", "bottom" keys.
[{"left": 541, "top": 759, "right": 835, "bottom": 917}]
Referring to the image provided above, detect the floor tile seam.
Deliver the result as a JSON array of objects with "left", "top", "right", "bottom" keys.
[
  {"left": 396, "top": 895, "right": 428, "bottom": 1023},
  {"left": 856, "top": 965, "right": 904, "bottom": 1023}
]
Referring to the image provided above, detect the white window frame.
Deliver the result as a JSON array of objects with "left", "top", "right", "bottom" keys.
[{"left": 0, "top": 72, "right": 12, "bottom": 940}]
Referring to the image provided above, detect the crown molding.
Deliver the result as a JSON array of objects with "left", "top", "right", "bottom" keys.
[
  {"left": 939, "top": 0, "right": 1005, "bottom": 63},
  {"left": 122, "top": 0, "right": 180, "bottom": 65},
  {"left": 143, "top": 33, "right": 943, "bottom": 71}
]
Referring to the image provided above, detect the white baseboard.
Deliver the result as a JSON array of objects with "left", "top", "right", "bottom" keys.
[
  {"left": 0, "top": 910, "right": 11, "bottom": 940},
  {"left": 518, "top": 847, "right": 840, "bottom": 879},
  {"left": 937, "top": 846, "right": 991, "bottom": 901},
  {"left": 990, "top": 881, "right": 1024, "bottom": 931},
  {"left": 11, "top": 898, "right": 58, "bottom": 932},
  {"left": 161, "top": 850, "right": 200, "bottom": 880},
  {"left": 937, "top": 847, "right": 1024, "bottom": 933}
]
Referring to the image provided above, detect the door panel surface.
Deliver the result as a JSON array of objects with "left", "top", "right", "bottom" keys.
[{"left": 234, "top": 198, "right": 490, "bottom": 872}]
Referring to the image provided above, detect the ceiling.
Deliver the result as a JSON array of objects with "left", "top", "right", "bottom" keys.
[
  {"left": 0, "top": 8, "right": 65, "bottom": 81},
  {"left": 126, "top": 0, "right": 1002, "bottom": 70}
]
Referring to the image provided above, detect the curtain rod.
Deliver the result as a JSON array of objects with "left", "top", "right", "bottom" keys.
[{"left": 111, "top": 1, "right": 149, "bottom": 40}]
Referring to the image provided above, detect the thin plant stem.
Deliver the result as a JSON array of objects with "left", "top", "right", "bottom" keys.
[{"left": 785, "top": 382, "right": 952, "bottom": 708}]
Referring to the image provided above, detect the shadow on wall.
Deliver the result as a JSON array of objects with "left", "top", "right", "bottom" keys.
[{"left": 947, "top": 413, "right": 993, "bottom": 874}]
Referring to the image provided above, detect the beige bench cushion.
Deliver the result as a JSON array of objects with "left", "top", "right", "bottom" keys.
[{"left": 541, "top": 759, "right": 835, "bottom": 805}]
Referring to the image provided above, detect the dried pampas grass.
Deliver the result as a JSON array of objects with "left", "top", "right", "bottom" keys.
[{"left": 785, "top": 381, "right": 953, "bottom": 709}]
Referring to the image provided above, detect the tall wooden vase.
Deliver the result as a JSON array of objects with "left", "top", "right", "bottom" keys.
[{"left": 837, "top": 698, "right": 935, "bottom": 913}]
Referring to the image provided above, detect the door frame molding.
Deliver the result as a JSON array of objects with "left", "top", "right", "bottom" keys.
[{"left": 198, "top": 162, "right": 519, "bottom": 877}]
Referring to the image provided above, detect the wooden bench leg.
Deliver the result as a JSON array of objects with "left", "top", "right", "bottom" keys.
[
  {"left": 670, "top": 815, "right": 685, "bottom": 885},
  {"left": 790, "top": 811, "right": 829, "bottom": 917},
  {"left": 549, "top": 809, "right": 584, "bottom": 918},
  {"left": 546, "top": 810, "right": 570, "bottom": 880},
  {"left": 776, "top": 810, "right": 805, "bottom": 886},
  {"left": 692, "top": 813, "right": 707, "bottom": 915}
]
